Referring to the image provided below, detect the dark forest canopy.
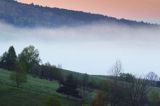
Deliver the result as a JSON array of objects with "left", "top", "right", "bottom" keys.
[{"left": 0, "top": 0, "right": 157, "bottom": 28}]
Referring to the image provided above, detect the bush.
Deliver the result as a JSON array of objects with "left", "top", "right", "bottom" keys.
[
  {"left": 46, "top": 96, "right": 61, "bottom": 106},
  {"left": 90, "top": 91, "right": 106, "bottom": 106},
  {"left": 147, "top": 89, "right": 160, "bottom": 104},
  {"left": 56, "top": 74, "right": 82, "bottom": 98}
]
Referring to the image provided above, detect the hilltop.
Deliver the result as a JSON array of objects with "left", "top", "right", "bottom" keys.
[{"left": 0, "top": 0, "right": 157, "bottom": 27}]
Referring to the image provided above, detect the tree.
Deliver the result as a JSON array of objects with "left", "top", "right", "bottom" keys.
[
  {"left": 18, "top": 45, "right": 41, "bottom": 72},
  {"left": 0, "top": 46, "right": 17, "bottom": 70},
  {"left": 105, "top": 61, "right": 150, "bottom": 106},
  {"left": 64, "top": 74, "right": 78, "bottom": 90},
  {"left": 146, "top": 72, "right": 159, "bottom": 86},
  {"left": 111, "top": 60, "right": 122, "bottom": 81},
  {"left": 106, "top": 61, "right": 125, "bottom": 106},
  {"left": 7, "top": 46, "right": 17, "bottom": 70},
  {"left": 105, "top": 80, "right": 128, "bottom": 106},
  {"left": 10, "top": 61, "right": 27, "bottom": 88},
  {"left": 81, "top": 73, "right": 89, "bottom": 97},
  {"left": 119, "top": 73, "right": 135, "bottom": 83},
  {"left": 126, "top": 76, "right": 149, "bottom": 106},
  {"left": 0, "top": 52, "right": 8, "bottom": 69},
  {"left": 56, "top": 74, "right": 81, "bottom": 98},
  {"left": 147, "top": 72, "right": 159, "bottom": 81},
  {"left": 54, "top": 68, "right": 64, "bottom": 86}
]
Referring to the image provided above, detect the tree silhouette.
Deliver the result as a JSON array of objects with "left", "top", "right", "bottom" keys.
[
  {"left": 0, "top": 46, "right": 17, "bottom": 70},
  {"left": 18, "top": 45, "right": 41, "bottom": 72},
  {"left": 57, "top": 74, "right": 81, "bottom": 98}
]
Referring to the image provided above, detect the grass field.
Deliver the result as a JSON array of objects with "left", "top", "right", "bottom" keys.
[
  {"left": 0, "top": 68, "right": 84, "bottom": 106},
  {"left": 1, "top": 68, "right": 160, "bottom": 106}
]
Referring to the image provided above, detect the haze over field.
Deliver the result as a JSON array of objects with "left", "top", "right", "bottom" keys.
[{"left": 0, "top": 22, "right": 160, "bottom": 75}]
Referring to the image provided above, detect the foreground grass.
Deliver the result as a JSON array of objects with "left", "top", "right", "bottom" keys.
[
  {"left": 0, "top": 84, "right": 47, "bottom": 106},
  {"left": 0, "top": 69, "right": 82, "bottom": 106}
]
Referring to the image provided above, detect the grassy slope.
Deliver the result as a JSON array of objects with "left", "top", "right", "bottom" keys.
[
  {"left": 0, "top": 69, "right": 82, "bottom": 106},
  {"left": 61, "top": 69, "right": 106, "bottom": 86},
  {"left": 1, "top": 68, "right": 159, "bottom": 106}
]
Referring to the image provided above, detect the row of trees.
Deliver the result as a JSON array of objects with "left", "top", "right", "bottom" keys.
[
  {"left": 0, "top": 46, "right": 28, "bottom": 87},
  {"left": 0, "top": 45, "right": 40, "bottom": 72},
  {"left": 0, "top": 45, "right": 89, "bottom": 99},
  {"left": 0, "top": 45, "right": 64, "bottom": 87},
  {"left": 91, "top": 61, "right": 160, "bottom": 106}
]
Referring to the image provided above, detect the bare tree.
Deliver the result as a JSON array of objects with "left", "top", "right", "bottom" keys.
[
  {"left": 105, "top": 60, "right": 125, "bottom": 106},
  {"left": 111, "top": 60, "right": 122, "bottom": 80},
  {"left": 146, "top": 72, "right": 159, "bottom": 86},
  {"left": 147, "top": 72, "right": 159, "bottom": 81},
  {"left": 106, "top": 61, "right": 150, "bottom": 106},
  {"left": 127, "top": 76, "right": 149, "bottom": 106}
]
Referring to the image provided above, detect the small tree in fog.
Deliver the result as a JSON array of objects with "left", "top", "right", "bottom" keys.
[
  {"left": 111, "top": 60, "right": 122, "bottom": 79},
  {"left": 146, "top": 72, "right": 159, "bottom": 86},
  {"left": 105, "top": 60, "right": 125, "bottom": 106},
  {"left": 10, "top": 61, "right": 27, "bottom": 88},
  {"left": 18, "top": 45, "right": 41, "bottom": 72}
]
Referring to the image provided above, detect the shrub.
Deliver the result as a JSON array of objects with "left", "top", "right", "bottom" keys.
[
  {"left": 147, "top": 89, "right": 160, "bottom": 104},
  {"left": 46, "top": 96, "right": 61, "bottom": 106}
]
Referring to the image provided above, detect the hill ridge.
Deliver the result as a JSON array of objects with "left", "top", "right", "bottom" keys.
[{"left": 0, "top": 0, "right": 158, "bottom": 28}]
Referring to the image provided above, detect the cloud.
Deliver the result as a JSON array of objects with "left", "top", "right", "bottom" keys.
[{"left": 0, "top": 22, "right": 160, "bottom": 75}]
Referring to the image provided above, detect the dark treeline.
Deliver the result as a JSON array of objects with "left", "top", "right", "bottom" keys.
[
  {"left": 0, "top": 45, "right": 91, "bottom": 99},
  {"left": 0, "top": 45, "right": 63, "bottom": 82},
  {"left": 0, "top": 0, "right": 156, "bottom": 28}
]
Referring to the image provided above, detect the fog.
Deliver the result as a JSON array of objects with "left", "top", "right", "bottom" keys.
[{"left": 0, "top": 22, "right": 160, "bottom": 75}]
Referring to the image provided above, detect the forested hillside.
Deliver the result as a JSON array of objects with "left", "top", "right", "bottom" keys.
[{"left": 0, "top": 0, "right": 155, "bottom": 27}]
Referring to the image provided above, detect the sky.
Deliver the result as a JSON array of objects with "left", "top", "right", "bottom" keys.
[{"left": 17, "top": 0, "right": 160, "bottom": 24}]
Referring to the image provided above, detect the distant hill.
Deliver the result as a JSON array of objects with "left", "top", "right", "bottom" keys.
[{"left": 0, "top": 0, "right": 157, "bottom": 27}]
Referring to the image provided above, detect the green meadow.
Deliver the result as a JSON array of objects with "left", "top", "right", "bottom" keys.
[{"left": 0, "top": 69, "right": 85, "bottom": 106}]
